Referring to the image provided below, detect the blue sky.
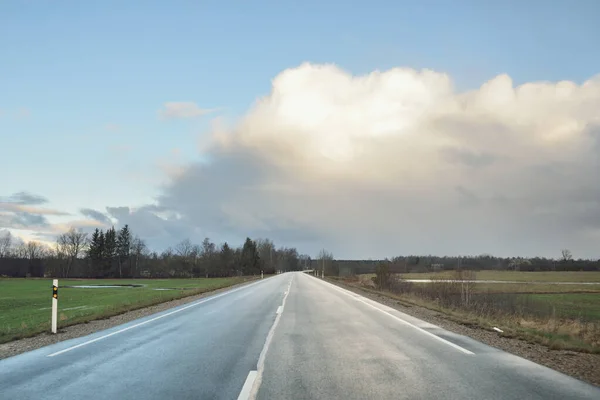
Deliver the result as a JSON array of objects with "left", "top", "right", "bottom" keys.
[{"left": 1, "top": 1, "right": 599, "bottom": 257}]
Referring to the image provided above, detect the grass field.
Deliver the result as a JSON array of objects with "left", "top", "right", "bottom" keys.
[
  {"left": 344, "top": 271, "right": 600, "bottom": 352},
  {"left": 0, "top": 277, "right": 249, "bottom": 344},
  {"left": 526, "top": 293, "right": 600, "bottom": 321},
  {"left": 399, "top": 270, "right": 600, "bottom": 282},
  {"left": 359, "top": 275, "right": 600, "bottom": 294}
]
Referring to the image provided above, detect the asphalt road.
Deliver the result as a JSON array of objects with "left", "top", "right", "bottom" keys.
[{"left": 1, "top": 272, "right": 599, "bottom": 400}]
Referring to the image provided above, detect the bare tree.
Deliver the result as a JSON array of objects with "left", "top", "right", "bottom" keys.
[
  {"left": 13, "top": 242, "right": 27, "bottom": 258},
  {"left": 26, "top": 241, "right": 46, "bottom": 260},
  {"left": 0, "top": 230, "right": 12, "bottom": 257},
  {"left": 175, "top": 239, "right": 196, "bottom": 276},
  {"left": 453, "top": 269, "right": 477, "bottom": 306},
  {"left": 201, "top": 238, "right": 216, "bottom": 277},
  {"left": 256, "top": 238, "right": 275, "bottom": 272},
  {"left": 318, "top": 249, "right": 334, "bottom": 276},
  {"left": 191, "top": 244, "right": 202, "bottom": 276},
  {"left": 130, "top": 236, "right": 147, "bottom": 277},
  {"left": 508, "top": 257, "right": 531, "bottom": 271},
  {"left": 56, "top": 228, "right": 88, "bottom": 278},
  {"left": 561, "top": 249, "right": 573, "bottom": 262},
  {"left": 298, "top": 254, "right": 312, "bottom": 270},
  {"left": 175, "top": 239, "right": 194, "bottom": 258}
]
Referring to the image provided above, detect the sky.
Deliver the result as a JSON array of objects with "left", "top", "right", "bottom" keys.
[{"left": 1, "top": 0, "right": 600, "bottom": 259}]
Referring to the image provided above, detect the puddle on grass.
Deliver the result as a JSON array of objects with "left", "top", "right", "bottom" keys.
[
  {"left": 38, "top": 305, "right": 93, "bottom": 311},
  {"left": 64, "top": 284, "right": 144, "bottom": 289}
]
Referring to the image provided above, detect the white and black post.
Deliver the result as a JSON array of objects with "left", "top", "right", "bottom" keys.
[
  {"left": 51, "top": 279, "right": 58, "bottom": 334},
  {"left": 261, "top": 270, "right": 264, "bottom": 279}
]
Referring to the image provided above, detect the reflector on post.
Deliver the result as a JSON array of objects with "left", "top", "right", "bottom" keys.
[{"left": 51, "top": 279, "right": 58, "bottom": 334}]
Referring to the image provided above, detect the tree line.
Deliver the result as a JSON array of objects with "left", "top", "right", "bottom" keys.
[
  {"left": 0, "top": 228, "right": 310, "bottom": 278},
  {"left": 2, "top": 227, "right": 598, "bottom": 278},
  {"left": 333, "top": 252, "right": 600, "bottom": 275}
]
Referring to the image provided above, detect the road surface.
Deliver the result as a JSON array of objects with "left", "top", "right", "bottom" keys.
[{"left": 0, "top": 272, "right": 598, "bottom": 400}]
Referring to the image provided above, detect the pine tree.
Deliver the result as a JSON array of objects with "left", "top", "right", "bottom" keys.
[
  {"left": 87, "top": 229, "right": 106, "bottom": 277},
  {"left": 220, "top": 242, "right": 234, "bottom": 276},
  {"left": 117, "top": 225, "right": 132, "bottom": 278},
  {"left": 87, "top": 229, "right": 100, "bottom": 259},
  {"left": 103, "top": 227, "right": 117, "bottom": 278},
  {"left": 88, "top": 228, "right": 100, "bottom": 276},
  {"left": 240, "top": 238, "right": 261, "bottom": 275}
]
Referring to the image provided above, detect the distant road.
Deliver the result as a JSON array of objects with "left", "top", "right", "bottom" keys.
[{"left": 1, "top": 272, "right": 598, "bottom": 400}]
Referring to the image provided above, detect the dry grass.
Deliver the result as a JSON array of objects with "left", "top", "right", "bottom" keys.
[
  {"left": 503, "top": 316, "right": 600, "bottom": 352},
  {"left": 342, "top": 272, "right": 600, "bottom": 353},
  {"left": 399, "top": 270, "right": 600, "bottom": 283},
  {"left": 356, "top": 273, "right": 600, "bottom": 294}
]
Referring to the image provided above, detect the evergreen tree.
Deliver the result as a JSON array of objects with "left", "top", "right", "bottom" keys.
[
  {"left": 103, "top": 227, "right": 117, "bottom": 278},
  {"left": 87, "top": 229, "right": 100, "bottom": 259},
  {"left": 117, "top": 225, "right": 132, "bottom": 278},
  {"left": 87, "top": 228, "right": 105, "bottom": 277},
  {"left": 87, "top": 229, "right": 99, "bottom": 276},
  {"left": 201, "top": 237, "right": 216, "bottom": 277},
  {"left": 219, "top": 242, "right": 234, "bottom": 276},
  {"left": 240, "top": 237, "right": 261, "bottom": 275}
]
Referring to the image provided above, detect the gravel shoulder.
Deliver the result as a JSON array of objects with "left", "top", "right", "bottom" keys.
[
  {"left": 327, "top": 278, "right": 600, "bottom": 387},
  {"left": 0, "top": 278, "right": 258, "bottom": 360}
]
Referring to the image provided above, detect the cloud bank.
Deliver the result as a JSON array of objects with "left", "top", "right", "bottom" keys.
[
  {"left": 4, "top": 64, "right": 600, "bottom": 258},
  {"left": 143, "top": 63, "right": 600, "bottom": 258},
  {"left": 0, "top": 192, "right": 68, "bottom": 231}
]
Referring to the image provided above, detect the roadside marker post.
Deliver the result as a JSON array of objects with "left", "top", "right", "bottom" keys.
[
  {"left": 261, "top": 270, "right": 264, "bottom": 279},
  {"left": 51, "top": 279, "right": 58, "bottom": 334}
]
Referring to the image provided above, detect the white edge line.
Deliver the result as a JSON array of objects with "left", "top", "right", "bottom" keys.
[
  {"left": 248, "top": 275, "right": 294, "bottom": 399},
  {"left": 47, "top": 278, "right": 270, "bottom": 357},
  {"left": 276, "top": 306, "right": 283, "bottom": 314},
  {"left": 237, "top": 370, "right": 258, "bottom": 400},
  {"left": 311, "top": 275, "right": 475, "bottom": 355}
]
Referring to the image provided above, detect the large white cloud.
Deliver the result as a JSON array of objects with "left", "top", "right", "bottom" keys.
[{"left": 122, "top": 64, "right": 600, "bottom": 258}]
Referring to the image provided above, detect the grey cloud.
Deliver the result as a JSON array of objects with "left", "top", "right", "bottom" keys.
[
  {"left": 80, "top": 208, "right": 112, "bottom": 225},
  {"left": 100, "top": 148, "right": 326, "bottom": 250},
  {"left": 0, "top": 212, "right": 50, "bottom": 230},
  {"left": 0, "top": 191, "right": 70, "bottom": 234},
  {"left": 106, "top": 206, "right": 132, "bottom": 221},
  {"left": 442, "top": 147, "right": 499, "bottom": 168},
  {"left": 0, "top": 191, "right": 68, "bottom": 217},
  {"left": 107, "top": 65, "right": 600, "bottom": 258},
  {"left": 14, "top": 212, "right": 48, "bottom": 227},
  {"left": 105, "top": 205, "right": 203, "bottom": 251},
  {"left": 455, "top": 186, "right": 481, "bottom": 207},
  {"left": 2, "top": 191, "right": 48, "bottom": 205}
]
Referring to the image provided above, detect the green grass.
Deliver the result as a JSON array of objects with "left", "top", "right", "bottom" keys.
[
  {"left": 526, "top": 293, "right": 600, "bottom": 321},
  {"left": 399, "top": 270, "right": 600, "bottom": 282},
  {"left": 0, "top": 277, "right": 250, "bottom": 344},
  {"left": 458, "top": 283, "right": 599, "bottom": 294}
]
